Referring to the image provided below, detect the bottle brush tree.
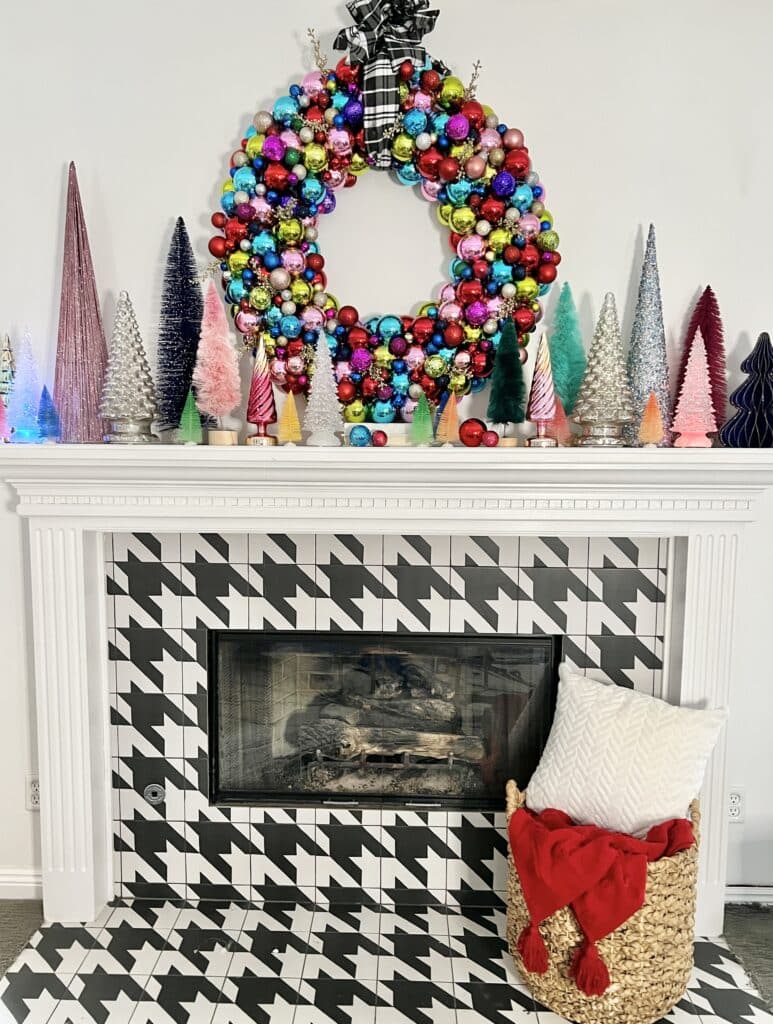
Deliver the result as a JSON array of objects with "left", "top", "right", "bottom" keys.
[
  {"left": 278, "top": 391, "right": 303, "bottom": 444},
  {"left": 193, "top": 281, "right": 242, "bottom": 427},
  {"left": 37, "top": 386, "right": 61, "bottom": 442},
  {"left": 436, "top": 391, "right": 460, "bottom": 445},
  {"left": 638, "top": 391, "right": 665, "bottom": 447},
  {"left": 678, "top": 286, "right": 727, "bottom": 429},
  {"left": 177, "top": 389, "right": 203, "bottom": 444},
  {"left": 549, "top": 283, "right": 586, "bottom": 414},
  {"left": 719, "top": 332, "right": 773, "bottom": 448},
  {"left": 487, "top": 317, "right": 526, "bottom": 431},
  {"left": 0, "top": 390, "right": 9, "bottom": 441},
  {"left": 410, "top": 391, "right": 435, "bottom": 445}
]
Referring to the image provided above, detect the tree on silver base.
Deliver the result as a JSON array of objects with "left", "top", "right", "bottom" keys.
[
  {"left": 100, "top": 291, "right": 158, "bottom": 443},
  {"left": 304, "top": 336, "right": 344, "bottom": 446},
  {"left": 573, "top": 292, "right": 635, "bottom": 447}
]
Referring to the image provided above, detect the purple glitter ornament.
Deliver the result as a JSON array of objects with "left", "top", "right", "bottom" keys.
[
  {"left": 446, "top": 114, "right": 470, "bottom": 141},
  {"left": 262, "top": 136, "right": 286, "bottom": 163},
  {"left": 491, "top": 171, "right": 516, "bottom": 198},
  {"left": 466, "top": 300, "right": 489, "bottom": 326},
  {"left": 53, "top": 163, "right": 108, "bottom": 443},
  {"left": 343, "top": 99, "right": 364, "bottom": 126}
]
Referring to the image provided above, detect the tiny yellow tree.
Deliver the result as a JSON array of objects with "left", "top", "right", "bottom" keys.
[
  {"left": 436, "top": 392, "right": 460, "bottom": 445},
  {"left": 278, "top": 392, "right": 303, "bottom": 444},
  {"left": 638, "top": 390, "right": 665, "bottom": 447}
]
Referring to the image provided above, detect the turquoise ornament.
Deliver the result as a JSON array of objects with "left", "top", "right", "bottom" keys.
[
  {"left": 378, "top": 315, "right": 403, "bottom": 340},
  {"left": 391, "top": 372, "right": 410, "bottom": 394},
  {"left": 252, "top": 230, "right": 276, "bottom": 256},
  {"left": 446, "top": 180, "right": 472, "bottom": 206},
  {"left": 372, "top": 401, "right": 397, "bottom": 423},
  {"left": 403, "top": 108, "right": 428, "bottom": 137},
  {"left": 220, "top": 192, "right": 236, "bottom": 214},
  {"left": 280, "top": 315, "right": 302, "bottom": 338},
  {"left": 513, "top": 184, "right": 534, "bottom": 212},
  {"left": 491, "top": 259, "right": 514, "bottom": 284},
  {"left": 272, "top": 95, "right": 299, "bottom": 124},
  {"left": 301, "top": 178, "right": 326, "bottom": 203},
  {"left": 227, "top": 280, "right": 247, "bottom": 303},
  {"left": 396, "top": 164, "right": 422, "bottom": 186},
  {"left": 233, "top": 167, "right": 257, "bottom": 194},
  {"left": 266, "top": 306, "right": 283, "bottom": 325}
]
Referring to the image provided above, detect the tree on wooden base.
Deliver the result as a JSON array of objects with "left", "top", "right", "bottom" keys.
[{"left": 193, "top": 281, "right": 242, "bottom": 444}]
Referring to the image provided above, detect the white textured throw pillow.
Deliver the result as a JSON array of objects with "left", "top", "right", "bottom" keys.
[{"left": 526, "top": 664, "right": 726, "bottom": 836}]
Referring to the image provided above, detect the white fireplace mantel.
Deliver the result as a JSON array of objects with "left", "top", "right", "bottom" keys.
[{"left": 3, "top": 444, "right": 773, "bottom": 935}]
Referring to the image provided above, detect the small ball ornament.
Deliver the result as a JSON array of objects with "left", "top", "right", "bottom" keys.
[
  {"left": 371, "top": 429, "right": 388, "bottom": 447},
  {"left": 482, "top": 429, "right": 500, "bottom": 447},
  {"left": 459, "top": 418, "right": 487, "bottom": 447},
  {"left": 348, "top": 424, "right": 372, "bottom": 447}
]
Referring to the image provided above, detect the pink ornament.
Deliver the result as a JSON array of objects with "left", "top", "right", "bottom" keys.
[
  {"left": 281, "top": 250, "right": 306, "bottom": 275},
  {"left": 464, "top": 156, "right": 487, "bottom": 180},
  {"left": 329, "top": 129, "right": 352, "bottom": 155},
  {"left": 518, "top": 214, "right": 541, "bottom": 239},
  {"left": 302, "top": 71, "right": 325, "bottom": 96},
  {"left": 482, "top": 429, "right": 500, "bottom": 447},
  {"left": 235, "top": 310, "right": 259, "bottom": 334},
  {"left": 413, "top": 91, "right": 432, "bottom": 111},
  {"left": 400, "top": 398, "right": 418, "bottom": 422},
  {"left": 480, "top": 128, "right": 501, "bottom": 149},
  {"left": 301, "top": 306, "right": 324, "bottom": 328},
  {"left": 457, "top": 235, "right": 486, "bottom": 261},
  {"left": 439, "top": 284, "right": 457, "bottom": 303},
  {"left": 250, "top": 197, "right": 272, "bottom": 223},
  {"left": 440, "top": 301, "right": 463, "bottom": 321},
  {"left": 421, "top": 181, "right": 442, "bottom": 202},
  {"left": 336, "top": 361, "right": 351, "bottom": 379},
  {"left": 325, "top": 168, "right": 347, "bottom": 190},
  {"left": 270, "top": 358, "right": 287, "bottom": 385},
  {"left": 453, "top": 351, "right": 471, "bottom": 369},
  {"left": 286, "top": 355, "right": 305, "bottom": 374},
  {"left": 280, "top": 129, "right": 302, "bottom": 149},
  {"left": 405, "top": 345, "right": 425, "bottom": 369},
  {"left": 503, "top": 128, "right": 525, "bottom": 149}
]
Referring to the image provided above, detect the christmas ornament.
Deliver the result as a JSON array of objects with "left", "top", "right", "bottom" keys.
[
  {"left": 487, "top": 317, "right": 526, "bottom": 439},
  {"left": 527, "top": 333, "right": 557, "bottom": 447},
  {"left": 0, "top": 392, "right": 9, "bottom": 442},
  {"left": 372, "top": 429, "right": 388, "bottom": 446},
  {"left": 246, "top": 338, "right": 278, "bottom": 446},
  {"left": 410, "top": 391, "right": 435, "bottom": 445},
  {"left": 459, "top": 417, "right": 487, "bottom": 447},
  {"left": 672, "top": 332, "right": 717, "bottom": 448},
  {"left": 37, "top": 386, "right": 61, "bottom": 443},
  {"left": 193, "top": 281, "right": 242, "bottom": 445},
  {"left": 625, "top": 224, "right": 671, "bottom": 445},
  {"left": 178, "top": 389, "right": 203, "bottom": 445},
  {"left": 436, "top": 391, "right": 460, "bottom": 445},
  {"left": 719, "top": 332, "right": 773, "bottom": 448},
  {"left": 549, "top": 283, "right": 585, "bottom": 414},
  {"left": 8, "top": 332, "right": 42, "bottom": 444},
  {"left": 305, "top": 337, "right": 344, "bottom": 446},
  {"left": 482, "top": 429, "right": 500, "bottom": 447},
  {"left": 573, "top": 293, "right": 635, "bottom": 447},
  {"left": 0, "top": 334, "right": 15, "bottom": 407},
  {"left": 53, "top": 162, "right": 108, "bottom": 443},
  {"left": 156, "top": 218, "right": 204, "bottom": 431},
  {"left": 277, "top": 391, "right": 303, "bottom": 444},
  {"left": 100, "top": 291, "right": 158, "bottom": 444},
  {"left": 678, "top": 286, "right": 727, "bottom": 428},
  {"left": 349, "top": 424, "right": 373, "bottom": 447},
  {"left": 638, "top": 391, "right": 665, "bottom": 447},
  {"left": 208, "top": 10, "right": 560, "bottom": 421}
]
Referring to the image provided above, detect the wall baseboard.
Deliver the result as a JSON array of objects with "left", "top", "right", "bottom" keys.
[
  {"left": 0, "top": 868, "right": 42, "bottom": 899},
  {"left": 726, "top": 886, "right": 773, "bottom": 905}
]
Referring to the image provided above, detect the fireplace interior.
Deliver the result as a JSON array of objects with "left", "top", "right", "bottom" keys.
[{"left": 209, "top": 631, "right": 560, "bottom": 809}]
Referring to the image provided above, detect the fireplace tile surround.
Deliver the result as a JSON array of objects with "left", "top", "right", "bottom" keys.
[{"left": 105, "top": 531, "right": 668, "bottom": 905}]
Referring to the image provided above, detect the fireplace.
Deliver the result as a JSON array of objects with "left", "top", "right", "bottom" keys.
[{"left": 209, "top": 631, "right": 560, "bottom": 809}]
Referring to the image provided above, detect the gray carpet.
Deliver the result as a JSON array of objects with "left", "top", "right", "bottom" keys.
[
  {"left": 0, "top": 900, "right": 43, "bottom": 977},
  {"left": 724, "top": 903, "right": 773, "bottom": 1010}
]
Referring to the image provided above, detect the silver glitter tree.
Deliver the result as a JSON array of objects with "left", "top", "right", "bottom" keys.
[
  {"left": 100, "top": 291, "right": 158, "bottom": 443},
  {"left": 573, "top": 292, "right": 635, "bottom": 447},
  {"left": 0, "top": 334, "right": 15, "bottom": 407},
  {"left": 625, "top": 224, "right": 671, "bottom": 445}
]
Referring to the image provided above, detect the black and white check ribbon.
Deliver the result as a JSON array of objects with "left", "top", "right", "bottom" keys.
[{"left": 334, "top": 0, "right": 441, "bottom": 169}]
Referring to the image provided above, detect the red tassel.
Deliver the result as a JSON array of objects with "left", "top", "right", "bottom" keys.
[
  {"left": 517, "top": 922, "right": 549, "bottom": 974},
  {"left": 570, "top": 941, "right": 611, "bottom": 996}
]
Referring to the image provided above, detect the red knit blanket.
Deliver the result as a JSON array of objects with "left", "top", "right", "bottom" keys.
[{"left": 508, "top": 806, "right": 695, "bottom": 996}]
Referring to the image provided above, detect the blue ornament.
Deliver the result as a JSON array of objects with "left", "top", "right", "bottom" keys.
[
  {"left": 431, "top": 112, "right": 449, "bottom": 134},
  {"left": 446, "top": 180, "right": 472, "bottom": 206},
  {"left": 513, "top": 183, "right": 535, "bottom": 211},
  {"left": 280, "top": 316, "right": 302, "bottom": 339},
  {"left": 226, "top": 280, "right": 247, "bottom": 303},
  {"left": 251, "top": 231, "right": 276, "bottom": 256},
  {"left": 266, "top": 306, "right": 283, "bottom": 325},
  {"left": 491, "top": 260, "right": 514, "bottom": 285},
  {"left": 263, "top": 252, "right": 281, "bottom": 271},
  {"left": 220, "top": 192, "right": 236, "bottom": 214},
  {"left": 391, "top": 372, "right": 410, "bottom": 393},
  {"left": 491, "top": 171, "right": 516, "bottom": 198},
  {"left": 372, "top": 401, "right": 396, "bottom": 423},
  {"left": 301, "top": 178, "right": 325, "bottom": 203},
  {"left": 396, "top": 164, "right": 422, "bottom": 186},
  {"left": 378, "top": 315, "right": 402, "bottom": 340},
  {"left": 349, "top": 424, "right": 373, "bottom": 447},
  {"left": 343, "top": 99, "right": 364, "bottom": 126},
  {"left": 403, "top": 108, "right": 428, "bottom": 137},
  {"left": 245, "top": 125, "right": 257, "bottom": 138},
  {"left": 273, "top": 95, "right": 299, "bottom": 124}
]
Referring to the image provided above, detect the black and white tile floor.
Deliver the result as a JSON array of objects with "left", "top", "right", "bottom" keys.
[{"left": 1, "top": 900, "right": 770, "bottom": 1024}]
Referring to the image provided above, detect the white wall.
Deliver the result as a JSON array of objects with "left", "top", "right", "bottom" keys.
[{"left": 0, "top": 0, "right": 771, "bottom": 889}]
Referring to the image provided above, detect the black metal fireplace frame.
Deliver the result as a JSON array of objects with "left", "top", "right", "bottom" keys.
[{"left": 208, "top": 630, "right": 562, "bottom": 811}]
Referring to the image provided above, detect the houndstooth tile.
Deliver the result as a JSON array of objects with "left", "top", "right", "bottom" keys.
[
  {"left": 375, "top": 980, "right": 459, "bottom": 1024},
  {"left": 315, "top": 563, "right": 385, "bottom": 631},
  {"left": 316, "top": 534, "right": 384, "bottom": 565},
  {"left": 313, "top": 822, "right": 384, "bottom": 893},
  {"left": 379, "top": 826, "right": 448, "bottom": 894},
  {"left": 112, "top": 533, "right": 181, "bottom": 564},
  {"left": 214, "top": 975, "right": 300, "bottom": 1022},
  {"left": 383, "top": 535, "right": 451, "bottom": 566},
  {"left": 382, "top": 563, "right": 452, "bottom": 632},
  {"left": 249, "top": 532, "right": 315, "bottom": 564},
  {"left": 134, "top": 972, "right": 225, "bottom": 1023},
  {"left": 450, "top": 535, "right": 519, "bottom": 568},
  {"left": 303, "top": 931, "right": 381, "bottom": 981},
  {"left": 183, "top": 757, "right": 249, "bottom": 825},
  {"left": 112, "top": 689, "right": 185, "bottom": 759},
  {"left": 518, "top": 536, "right": 589, "bottom": 568},
  {"left": 588, "top": 536, "right": 664, "bottom": 570},
  {"left": 153, "top": 924, "right": 239, "bottom": 976},
  {"left": 454, "top": 980, "right": 537, "bottom": 1022},
  {"left": 76, "top": 923, "right": 167, "bottom": 975},
  {"left": 250, "top": 820, "right": 321, "bottom": 889},
  {"left": 585, "top": 633, "right": 662, "bottom": 692},
  {"left": 518, "top": 566, "right": 589, "bottom": 634},
  {"left": 446, "top": 827, "right": 509, "bottom": 902},
  {"left": 110, "top": 628, "right": 188, "bottom": 694},
  {"left": 181, "top": 533, "right": 249, "bottom": 565},
  {"left": 449, "top": 565, "right": 522, "bottom": 633},
  {"left": 248, "top": 560, "right": 319, "bottom": 630},
  {"left": 109, "top": 560, "right": 184, "bottom": 630},
  {"left": 114, "top": 756, "right": 188, "bottom": 822},
  {"left": 180, "top": 561, "right": 254, "bottom": 629},
  {"left": 586, "top": 566, "right": 666, "bottom": 636},
  {"left": 118, "top": 819, "right": 189, "bottom": 894},
  {"left": 184, "top": 821, "right": 253, "bottom": 901},
  {"left": 295, "top": 978, "right": 380, "bottom": 1023},
  {"left": 377, "top": 933, "right": 454, "bottom": 982}
]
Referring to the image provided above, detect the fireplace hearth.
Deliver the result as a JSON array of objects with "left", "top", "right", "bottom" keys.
[{"left": 209, "top": 631, "right": 560, "bottom": 809}]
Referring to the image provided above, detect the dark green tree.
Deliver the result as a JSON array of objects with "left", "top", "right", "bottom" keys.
[{"left": 487, "top": 318, "right": 526, "bottom": 426}]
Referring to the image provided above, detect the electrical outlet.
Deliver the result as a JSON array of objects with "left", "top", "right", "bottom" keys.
[
  {"left": 26, "top": 776, "right": 40, "bottom": 812},
  {"left": 728, "top": 788, "right": 744, "bottom": 823}
]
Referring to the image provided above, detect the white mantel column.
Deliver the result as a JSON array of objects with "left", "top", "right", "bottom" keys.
[
  {"left": 28, "top": 522, "right": 111, "bottom": 922},
  {"left": 681, "top": 529, "right": 740, "bottom": 937}
]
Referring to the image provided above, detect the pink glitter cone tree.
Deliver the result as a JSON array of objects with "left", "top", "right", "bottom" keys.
[
  {"left": 672, "top": 330, "right": 716, "bottom": 448},
  {"left": 193, "top": 281, "right": 242, "bottom": 443},
  {"left": 53, "top": 163, "right": 108, "bottom": 443},
  {"left": 527, "top": 333, "right": 557, "bottom": 447},
  {"left": 246, "top": 338, "right": 277, "bottom": 445}
]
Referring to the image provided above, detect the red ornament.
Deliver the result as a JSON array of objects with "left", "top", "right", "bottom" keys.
[
  {"left": 348, "top": 325, "right": 369, "bottom": 347},
  {"left": 264, "top": 164, "right": 289, "bottom": 191},
  {"left": 307, "top": 253, "right": 324, "bottom": 272},
  {"left": 361, "top": 377, "right": 379, "bottom": 399},
  {"left": 338, "top": 305, "right": 360, "bottom": 327},
  {"left": 504, "top": 149, "right": 531, "bottom": 178},
  {"left": 537, "top": 263, "right": 558, "bottom": 284},
  {"left": 338, "top": 379, "right": 357, "bottom": 403},
  {"left": 472, "top": 259, "right": 490, "bottom": 280},
  {"left": 372, "top": 429, "right": 388, "bottom": 447},
  {"left": 420, "top": 69, "right": 441, "bottom": 92},
  {"left": 481, "top": 429, "right": 500, "bottom": 447},
  {"left": 208, "top": 236, "right": 228, "bottom": 259},
  {"left": 457, "top": 280, "right": 483, "bottom": 304},
  {"left": 438, "top": 157, "right": 460, "bottom": 182},
  {"left": 416, "top": 147, "right": 442, "bottom": 180},
  {"left": 211, "top": 212, "right": 226, "bottom": 229},
  {"left": 503, "top": 245, "right": 522, "bottom": 265},
  {"left": 459, "top": 417, "right": 487, "bottom": 447},
  {"left": 399, "top": 59, "right": 414, "bottom": 81},
  {"left": 514, "top": 307, "right": 536, "bottom": 333},
  {"left": 460, "top": 100, "right": 485, "bottom": 129},
  {"left": 444, "top": 322, "right": 464, "bottom": 347},
  {"left": 412, "top": 317, "right": 435, "bottom": 342},
  {"left": 449, "top": 232, "right": 462, "bottom": 251},
  {"left": 335, "top": 58, "right": 359, "bottom": 85},
  {"left": 521, "top": 244, "right": 540, "bottom": 271},
  {"left": 480, "top": 197, "right": 506, "bottom": 223},
  {"left": 305, "top": 106, "right": 324, "bottom": 122}
]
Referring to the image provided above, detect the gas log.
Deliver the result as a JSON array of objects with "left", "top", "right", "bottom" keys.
[{"left": 299, "top": 718, "right": 484, "bottom": 762}]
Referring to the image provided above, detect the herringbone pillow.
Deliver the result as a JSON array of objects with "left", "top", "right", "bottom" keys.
[{"left": 526, "top": 664, "right": 726, "bottom": 836}]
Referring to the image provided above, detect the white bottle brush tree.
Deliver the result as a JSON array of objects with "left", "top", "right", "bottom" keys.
[
  {"left": 304, "top": 335, "right": 344, "bottom": 446},
  {"left": 99, "top": 291, "right": 158, "bottom": 442},
  {"left": 193, "top": 281, "right": 242, "bottom": 439}
]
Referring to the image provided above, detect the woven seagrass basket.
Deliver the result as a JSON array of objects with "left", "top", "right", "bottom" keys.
[{"left": 505, "top": 780, "right": 700, "bottom": 1024}]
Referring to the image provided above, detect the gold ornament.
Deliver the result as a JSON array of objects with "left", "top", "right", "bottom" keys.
[
  {"left": 344, "top": 399, "right": 367, "bottom": 422},
  {"left": 440, "top": 76, "right": 465, "bottom": 108},
  {"left": 303, "top": 143, "right": 328, "bottom": 172},
  {"left": 249, "top": 285, "right": 272, "bottom": 310},
  {"left": 423, "top": 354, "right": 447, "bottom": 378},
  {"left": 516, "top": 278, "right": 539, "bottom": 302},
  {"left": 391, "top": 132, "right": 415, "bottom": 162},
  {"left": 277, "top": 218, "right": 303, "bottom": 244},
  {"left": 449, "top": 205, "right": 476, "bottom": 234},
  {"left": 228, "top": 251, "right": 249, "bottom": 275}
]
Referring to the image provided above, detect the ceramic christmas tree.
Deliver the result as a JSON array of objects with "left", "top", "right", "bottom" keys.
[
  {"left": 100, "top": 291, "right": 158, "bottom": 443},
  {"left": 410, "top": 391, "right": 435, "bottom": 445},
  {"left": 8, "top": 332, "right": 42, "bottom": 444},
  {"left": 304, "top": 338, "right": 343, "bottom": 446},
  {"left": 678, "top": 286, "right": 727, "bottom": 428},
  {"left": 278, "top": 391, "right": 303, "bottom": 445},
  {"left": 177, "top": 389, "right": 203, "bottom": 444},
  {"left": 245, "top": 339, "right": 277, "bottom": 446},
  {"left": 719, "top": 332, "right": 773, "bottom": 448},
  {"left": 672, "top": 332, "right": 716, "bottom": 447},
  {"left": 549, "top": 284, "right": 585, "bottom": 414},
  {"left": 487, "top": 318, "right": 526, "bottom": 442},
  {"left": 527, "top": 334, "right": 557, "bottom": 447},
  {"left": 53, "top": 162, "right": 108, "bottom": 443},
  {"left": 193, "top": 281, "right": 242, "bottom": 445},
  {"left": 638, "top": 391, "right": 665, "bottom": 447},
  {"left": 573, "top": 293, "right": 635, "bottom": 447},
  {"left": 625, "top": 225, "right": 671, "bottom": 445},
  {"left": 0, "top": 394, "right": 9, "bottom": 442},
  {"left": 37, "top": 386, "right": 61, "bottom": 443},
  {"left": 0, "top": 334, "right": 15, "bottom": 407},
  {"left": 547, "top": 395, "right": 574, "bottom": 446},
  {"left": 156, "top": 218, "right": 205, "bottom": 432},
  {"left": 436, "top": 391, "right": 460, "bottom": 445}
]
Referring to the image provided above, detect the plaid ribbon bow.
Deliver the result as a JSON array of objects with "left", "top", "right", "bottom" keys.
[{"left": 334, "top": 0, "right": 441, "bottom": 169}]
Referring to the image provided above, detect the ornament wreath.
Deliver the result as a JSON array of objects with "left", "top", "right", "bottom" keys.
[{"left": 207, "top": 0, "right": 560, "bottom": 425}]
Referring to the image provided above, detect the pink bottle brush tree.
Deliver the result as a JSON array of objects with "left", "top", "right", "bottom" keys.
[
  {"left": 193, "top": 281, "right": 242, "bottom": 443},
  {"left": 672, "top": 330, "right": 717, "bottom": 447}
]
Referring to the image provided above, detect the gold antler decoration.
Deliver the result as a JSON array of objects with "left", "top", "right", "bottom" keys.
[
  {"left": 464, "top": 59, "right": 483, "bottom": 100},
  {"left": 307, "top": 28, "right": 329, "bottom": 73}
]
